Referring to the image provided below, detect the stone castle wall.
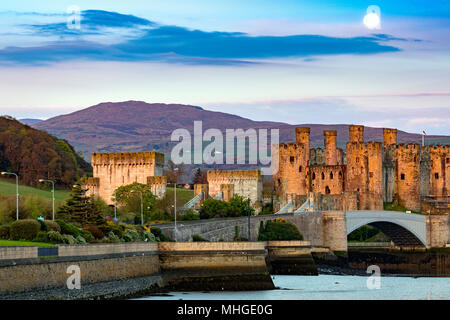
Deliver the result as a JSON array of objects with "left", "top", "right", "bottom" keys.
[
  {"left": 85, "top": 152, "right": 165, "bottom": 204},
  {"left": 207, "top": 169, "right": 263, "bottom": 205}
]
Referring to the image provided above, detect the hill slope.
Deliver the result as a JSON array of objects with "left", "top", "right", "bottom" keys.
[
  {"left": 33, "top": 101, "right": 450, "bottom": 160},
  {"left": 0, "top": 116, "right": 92, "bottom": 187}
]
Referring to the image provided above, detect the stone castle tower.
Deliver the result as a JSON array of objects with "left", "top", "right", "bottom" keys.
[{"left": 84, "top": 151, "right": 165, "bottom": 205}]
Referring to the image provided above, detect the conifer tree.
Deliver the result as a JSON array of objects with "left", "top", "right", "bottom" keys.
[{"left": 57, "top": 185, "right": 90, "bottom": 225}]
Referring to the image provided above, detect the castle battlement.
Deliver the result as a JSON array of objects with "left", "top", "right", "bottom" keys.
[
  {"left": 147, "top": 176, "right": 167, "bottom": 185},
  {"left": 91, "top": 151, "right": 164, "bottom": 166},
  {"left": 422, "top": 145, "right": 450, "bottom": 154},
  {"left": 279, "top": 142, "right": 306, "bottom": 152},
  {"left": 396, "top": 143, "right": 421, "bottom": 151},
  {"left": 207, "top": 169, "right": 262, "bottom": 179},
  {"left": 81, "top": 177, "right": 100, "bottom": 186}
]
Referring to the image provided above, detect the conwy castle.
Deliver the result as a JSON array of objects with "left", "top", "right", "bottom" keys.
[
  {"left": 273, "top": 125, "right": 449, "bottom": 213},
  {"left": 83, "top": 125, "right": 449, "bottom": 214}
]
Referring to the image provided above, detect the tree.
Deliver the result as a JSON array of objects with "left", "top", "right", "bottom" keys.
[
  {"left": 258, "top": 218, "right": 303, "bottom": 241},
  {"left": 228, "top": 195, "right": 254, "bottom": 217},
  {"left": 164, "top": 160, "right": 184, "bottom": 184},
  {"left": 56, "top": 185, "right": 90, "bottom": 225},
  {"left": 115, "top": 182, "right": 157, "bottom": 223},
  {"left": 199, "top": 198, "right": 230, "bottom": 219},
  {"left": 192, "top": 168, "right": 207, "bottom": 184}
]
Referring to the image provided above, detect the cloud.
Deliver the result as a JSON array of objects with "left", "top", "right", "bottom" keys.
[{"left": 0, "top": 9, "right": 402, "bottom": 65}]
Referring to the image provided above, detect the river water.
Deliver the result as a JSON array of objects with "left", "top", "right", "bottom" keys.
[{"left": 139, "top": 275, "right": 450, "bottom": 300}]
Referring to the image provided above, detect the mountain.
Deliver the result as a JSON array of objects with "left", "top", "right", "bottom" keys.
[
  {"left": 33, "top": 101, "right": 450, "bottom": 161},
  {"left": 0, "top": 116, "right": 91, "bottom": 187},
  {"left": 19, "top": 118, "right": 43, "bottom": 126}
]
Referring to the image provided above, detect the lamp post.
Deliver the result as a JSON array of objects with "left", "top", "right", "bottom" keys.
[
  {"left": 131, "top": 190, "right": 144, "bottom": 226},
  {"left": 174, "top": 167, "right": 179, "bottom": 241},
  {"left": 247, "top": 198, "right": 251, "bottom": 241},
  {"left": 39, "top": 179, "right": 55, "bottom": 220},
  {"left": 1, "top": 172, "right": 19, "bottom": 220}
]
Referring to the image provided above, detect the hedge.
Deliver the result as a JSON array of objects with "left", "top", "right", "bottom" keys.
[
  {"left": 44, "top": 221, "right": 61, "bottom": 233},
  {"left": 0, "top": 225, "right": 10, "bottom": 239},
  {"left": 56, "top": 220, "right": 81, "bottom": 237},
  {"left": 10, "top": 219, "right": 41, "bottom": 240}
]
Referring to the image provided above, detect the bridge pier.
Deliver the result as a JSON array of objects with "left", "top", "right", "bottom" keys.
[
  {"left": 322, "top": 211, "right": 347, "bottom": 252},
  {"left": 427, "top": 215, "right": 449, "bottom": 248}
]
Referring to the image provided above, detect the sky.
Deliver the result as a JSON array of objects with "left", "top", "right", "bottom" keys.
[{"left": 0, "top": 1, "right": 449, "bottom": 134}]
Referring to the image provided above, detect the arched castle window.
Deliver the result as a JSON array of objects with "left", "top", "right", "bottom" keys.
[
  {"left": 321, "top": 172, "right": 325, "bottom": 180},
  {"left": 290, "top": 156, "right": 295, "bottom": 164},
  {"left": 330, "top": 172, "right": 333, "bottom": 180},
  {"left": 312, "top": 172, "right": 316, "bottom": 180},
  {"left": 299, "top": 166, "right": 302, "bottom": 172},
  {"left": 356, "top": 157, "right": 359, "bottom": 163},
  {"left": 325, "top": 186, "right": 331, "bottom": 194},
  {"left": 401, "top": 173, "right": 405, "bottom": 180},
  {"left": 435, "top": 173, "right": 439, "bottom": 179},
  {"left": 339, "top": 171, "right": 342, "bottom": 178}
]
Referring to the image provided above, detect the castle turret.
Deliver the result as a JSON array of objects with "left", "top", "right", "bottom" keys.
[
  {"left": 324, "top": 130, "right": 337, "bottom": 166},
  {"left": 383, "top": 128, "right": 397, "bottom": 148},
  {"left": 395, "top": 143, "right": 421, "bottom": 212},
  {"left": 349, "top": 125, "right": 364, "bottom": 143},
  {"left": 295, "top": 127, "right": 310, "bottom": 165}
]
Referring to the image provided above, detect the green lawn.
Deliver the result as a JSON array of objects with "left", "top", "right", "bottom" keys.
[
  {"left": 383, "top": 202, "right": 423, "bottom": 215},
  {"left": 166, "top": 186, "right": 194, "bottom": 207},
  {"left": 0, "top": 239, "right": 56, "bottom": 248},
  {"left": 0, "top": 178, "right": 70, "bottom": 201}
]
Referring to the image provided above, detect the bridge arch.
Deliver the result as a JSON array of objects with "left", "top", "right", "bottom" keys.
[{"left": 346, "top": 211, "right": 427, "bottom": 247}]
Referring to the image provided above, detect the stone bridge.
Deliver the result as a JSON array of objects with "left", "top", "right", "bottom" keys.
[{"left": 155, "top": 210, "right": 449, "bottom": 252}]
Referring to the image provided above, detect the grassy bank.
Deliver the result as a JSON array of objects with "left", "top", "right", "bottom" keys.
[
  {"left": 0, "top": 240, "right": 56, "bottom": 248},
  {"left": 166, "top": 186, "right": 194, "bottom": 207},
  {"left": 0, "top": 178, "right": 70, "bottom": 202}
]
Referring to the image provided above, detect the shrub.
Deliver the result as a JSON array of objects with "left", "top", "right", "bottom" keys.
[
  {"left": 150, "top": 227, "right": 171, "bottom": 242},
  {"left": 47, "top": 231, "right": 64, "bottom": 243},
  {"left": 181, "top": 209, "right": 200, "bottom": 221},
  {"left": 258, "top": 219, "right": 303, "bottom": 241},
  {"left": 124, "top": 229, "right": 140, "bottom": 242},
  {"left": 143, "top": 230, "right": 156, "bottom": 242},
  {"left": 228, "top": 195, "right": 254, "bottom": 217},
  {"left": 106, "top": 231, "right": 121, "bottom": 243},
  {"left": 10, "top": 219, "right": 41, "bottom": 240},
  {"left": 83, "top": 225, "right": 104, "bottom": 239},
  {"left": 192, "top": 234, "right": 208, "bottom": 242},
  {"left": 44, "top": 221, "right": 61, "bottom": 232},
  {"left": 0, "top": 225, "right": 10, "bottom": 239},
  {"left": 75, "top": 235, "right": 87, "bottom": 244},
  {"left": 33, "top": 231, "right": 48, "bottom": 243},
  {"left": 199, "top": 198, "right": 230, "bottom": 219},
  {"left": 39, "top": 220, "right": 48, "bottom": 232},
  {"left": 56, "top": 220, "right": 81, "bottom": 237},
  {"left": 260, "top": 203, "right": 274, "bottom": 215},
  {"left": 62, "top": 234, "right": 76, "bottom": 245},
  {"left": 80, "top": 230, "right": 94, "bottom": 242}
]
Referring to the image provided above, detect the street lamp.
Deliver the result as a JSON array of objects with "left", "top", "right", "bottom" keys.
[
  {"left": 1, "top": 172, "right": 19, "bottom": 220},
  {"left": 131, "top": 190, "right": 144, "bottom": 226},
  {"left": 104, "top": 187, "right": 117, "bottom": 220},
  {"left": 174, "top": 167, "right": 179, "bottom": 241},
  {"left": 39, "top": 179, "right": 55, "bottom": 220}
]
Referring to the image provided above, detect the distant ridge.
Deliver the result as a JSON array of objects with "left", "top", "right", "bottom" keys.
[
  {"left": 19, "top": 118, "right": 43, "bottom": 126},
  {"left": 33, "top": 100, "right": 450, "bottom": 160}
]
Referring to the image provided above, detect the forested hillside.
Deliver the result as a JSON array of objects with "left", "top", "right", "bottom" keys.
[{"left": 0, "top": 116, "right": 91, "bottom": 187}]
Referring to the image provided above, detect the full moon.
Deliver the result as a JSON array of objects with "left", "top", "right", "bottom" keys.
[{"left": 363, "top": 12, "right": 381, "bottom": 29}]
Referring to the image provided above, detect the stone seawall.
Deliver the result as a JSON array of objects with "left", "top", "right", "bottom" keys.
[
  {"left": 266, "top": 241, "right": 317, "bottom": 275},
  {"left": 348, "top": 248, "right": 450, "bottom": 276},
  {"left": 2, "top": 241, "right": 316, "bottom": 299},
  {"left": 0, "top": 253, "right": 161, "bottom": 297},
  {"left": 158, "top": 242, "right": 274, "bottom": 291}
]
